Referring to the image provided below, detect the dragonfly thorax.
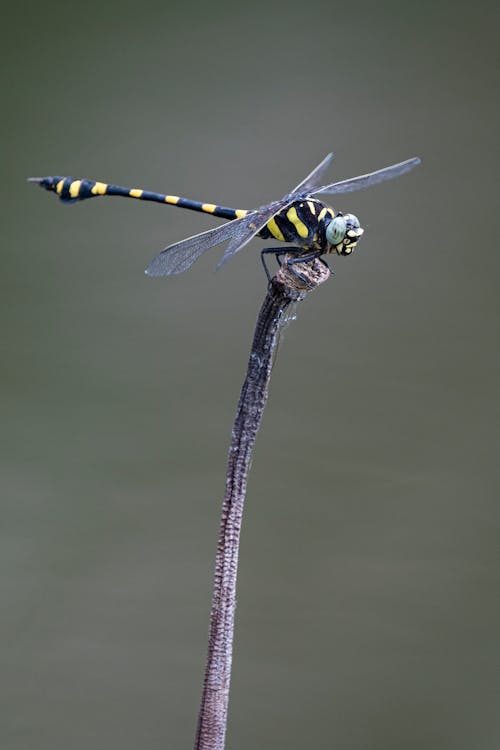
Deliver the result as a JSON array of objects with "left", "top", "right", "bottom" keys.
[
  {"left": 259, "top": 198, "right": 365, "bottom": 257},
  {"left": 258, "top": 198, "right": 324, "bottom": 248}
]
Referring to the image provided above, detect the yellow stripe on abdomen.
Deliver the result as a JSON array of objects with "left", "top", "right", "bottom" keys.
[
  {"left": 69, "top": 180, "right": 82, "bottom": 198},
  {"left": 165, "top": 195, "right": 180, "bottom": 205},
  {"left": 129, "top": 188, "right": 143, "bottom": 198},
  {"left": 91, "top": 181, "right": 108, "bottom": 196},
  {"left": 286, "top": 206, "right": 309, "bottom": 239}
]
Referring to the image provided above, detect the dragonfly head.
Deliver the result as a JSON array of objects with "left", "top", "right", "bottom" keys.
[{"left": 325, "top": 213, "right": 364, "bottom": 255}]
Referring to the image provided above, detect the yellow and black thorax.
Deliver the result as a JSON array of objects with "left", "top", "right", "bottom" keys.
[{"left": 258, "top": 198, "right": 335, "bottom": 250}]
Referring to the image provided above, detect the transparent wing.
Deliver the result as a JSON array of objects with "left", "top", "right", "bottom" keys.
[
  {"left": 216, "top": 199, "right": 292, "bottom": 270},
  {"left": 145, "top": 214, "right": 255, "bottom": 276},
  {"left": 145, "top": 154, "right": 421, "bottom": 276},
  {"left": 147, "top": 152, "right": 336, "bottom": 275},
  {"left": 289, "top": 152, "right": 334, "bottom": 197},
  {"left": 313, "top": 157, "right": 421, "bottom": 196},
  {"left": 216, "top": 153, "right": 339, "bottom": 269}
]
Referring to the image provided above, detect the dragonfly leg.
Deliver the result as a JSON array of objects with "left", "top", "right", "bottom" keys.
[
  {"left": 260, "top": 246, "right": 306, "bottom": 282},
  {"left": 286, "top": 251, "right": 328, "bottom": 286}
]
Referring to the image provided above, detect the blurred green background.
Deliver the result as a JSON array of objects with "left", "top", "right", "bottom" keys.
[{"left": 2, "top": 1, "right": 499, "bottom": 748}]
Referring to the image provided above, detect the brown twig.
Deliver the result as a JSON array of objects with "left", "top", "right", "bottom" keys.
[{"left": 194, "top": 257, "right": 331, "bottom": 750}]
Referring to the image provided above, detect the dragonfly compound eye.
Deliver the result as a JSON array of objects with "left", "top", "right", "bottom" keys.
[
  {"left": 345, "top": 213, "right": 363, "bottom": 235},
  {"left": 325, "top": 215, "right": 347, "bottom": 246}
]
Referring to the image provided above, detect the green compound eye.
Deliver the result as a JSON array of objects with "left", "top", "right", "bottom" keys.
[
  {"left": 345, "top": 213, "right": 362, "bottom": 235},
  {"left": 325, "top": 215, "right": 347, "bottom": 245}
]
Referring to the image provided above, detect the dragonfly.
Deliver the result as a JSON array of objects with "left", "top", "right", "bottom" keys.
[{"left": 29, "top": 153, "right": 421, "bottom": 281}]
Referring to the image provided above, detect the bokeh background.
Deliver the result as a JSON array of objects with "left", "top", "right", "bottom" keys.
[{"left": 2, "top": 1, "right": 499, "bottom": 748}]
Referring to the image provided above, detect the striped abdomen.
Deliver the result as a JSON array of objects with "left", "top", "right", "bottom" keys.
[
  {"left": 29, "top": 176, "right": 249, "bottom": 221},
  {"left": 259, "top": 198, "right": 335, "bottom": 248}
]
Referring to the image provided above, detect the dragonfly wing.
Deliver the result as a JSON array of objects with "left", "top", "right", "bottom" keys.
[
  {"left": 217, "top": 155, "right": 336, "bottom": 269},
  {"left": 216, "top": 199, "right": 290, "bottom": 270},
  {"left": 145, "top": 214, "right": 255, "bottom": 276},
  {"left": 289, "top": 152, "right": 334, "bottom": 197},
  {"left": 313, "top": 157, "right": 421, "bottom": 196},
  {"left": 148, "top": 153, "right": 336, "bottom": 276}
]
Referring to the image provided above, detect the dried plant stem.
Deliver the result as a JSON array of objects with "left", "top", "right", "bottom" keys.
[{"left": 194, "top": 258, "right": 331, "bottom": 750}]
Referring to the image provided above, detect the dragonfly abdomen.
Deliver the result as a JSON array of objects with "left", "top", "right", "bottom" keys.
[{"left": 29, "top": 176, "right": 249, "bottom": 221}]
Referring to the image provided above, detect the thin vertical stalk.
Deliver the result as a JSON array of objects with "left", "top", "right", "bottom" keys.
[{"left": 194, "top": 258, "right": 331, "bottom": 750}]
